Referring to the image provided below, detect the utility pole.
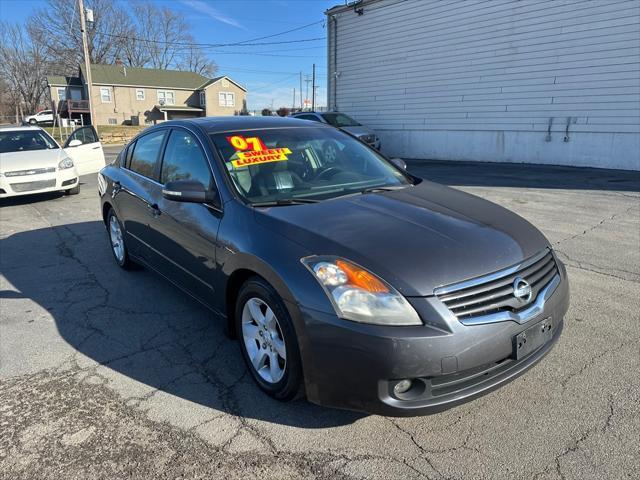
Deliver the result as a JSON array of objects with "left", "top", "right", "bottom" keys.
[
  {"left": 78, "top": 0, "right": 96, "bottom": 129},
  {"left": 299, "top": 71, "right": 303, "bottom": 110},
  {"left": 304, "top": 75, "right": 311, "bottom": 110},
  {"left": 311, "top": 63, "right": 316, "bottom": 111},
  {"left": 292, "top": 88, "right": 296, "bottom": 110}
]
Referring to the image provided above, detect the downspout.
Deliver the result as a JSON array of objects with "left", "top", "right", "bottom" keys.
[{"left": 331, "top": 14, "right": 338, "bottom": 111}]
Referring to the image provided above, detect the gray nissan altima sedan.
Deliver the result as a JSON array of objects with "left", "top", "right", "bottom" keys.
[{"left": 98, "top": 116, "right": 569, "bottom": 416}]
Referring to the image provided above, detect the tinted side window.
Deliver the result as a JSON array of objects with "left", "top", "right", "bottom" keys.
[
  {"left": 297, "top": 114, "right": 321, "bottom": 122},
  {"left": 128, "top": 131, "right": 166, "bottom": 179},
  {"left": 160, "top": 130, "right": 212, "bottom": 189}
]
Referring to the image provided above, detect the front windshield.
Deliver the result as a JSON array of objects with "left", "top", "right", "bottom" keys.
[
  {"left": 321, "top": 113, "right": 360, "bottom": 127},
  {"left": 210, "top": 127, "right": 412, "bottom": 204},
  {"left": 0, "top": 130, "right": 59, "bottom": 154}
]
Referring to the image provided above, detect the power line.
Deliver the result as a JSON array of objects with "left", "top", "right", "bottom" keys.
[
  {"left": 233, "top": 20, "right": 324, "bottom": 45},
  {"left": 216, "top": 66, "right": 327, "bottom": 76},
  {"left": 93, "top": 19, "right": 325, "bottom": 48},
  {"left": 95, "top": 31, "right": 325, "bottom": 47},
  {"left": 248, "top": 73, "right": 300, "bottom": 93}
]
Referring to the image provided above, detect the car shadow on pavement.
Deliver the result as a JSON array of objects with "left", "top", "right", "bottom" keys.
[
  {"left": 406, "top": 160, "right": 640, "bottom": 192},
  {"left": 1, "top": 220, "right": 364, "bottom": 428}
]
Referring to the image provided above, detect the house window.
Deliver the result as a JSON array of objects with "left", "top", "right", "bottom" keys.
[
  {"left": 108, "top": 118, "right": 117, "bottom": 125},
  {"left": 157, "top": 90, "right": 175, "bottom": 106},
  {"left": 136, "top": 89, "right": 145, "bottom": 101},
  {"left": 199, "top": 91, "right": 206, "bottom": 106},
  {"left": 218, "top": 92, "right": 235, "bottom": 107},
  {"left": 57, "top": 88, "right": 66, "bottom": 101},
  {"left": 100, "top": 87, "right": 112, "bottom": 103}
]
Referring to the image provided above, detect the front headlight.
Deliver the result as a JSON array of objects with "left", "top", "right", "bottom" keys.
[
  {"left": 302, "top": 255, "right": 422, "bottom": 326},
  {"left": 58, "top": 157, "right": 74, "bottom": 169}
]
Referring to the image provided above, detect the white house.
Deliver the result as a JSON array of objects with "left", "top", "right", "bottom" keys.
[{"left": 326, "top": 0, "right": 640, "bottom": 170}]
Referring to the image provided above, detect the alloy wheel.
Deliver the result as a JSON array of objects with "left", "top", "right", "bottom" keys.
[
  {"left": 109, "top": 215, "right": 125, "bottom": 263},
  {"left": 241, "top": 297, "right": 287, "bottom": 384}
]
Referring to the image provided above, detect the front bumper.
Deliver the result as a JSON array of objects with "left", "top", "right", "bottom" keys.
[
  {"left": 0, "top": 169, "right": 78, "bottom": 198},
  {"left": 299, "top": 261, "right": 569, "bottom": 416}
]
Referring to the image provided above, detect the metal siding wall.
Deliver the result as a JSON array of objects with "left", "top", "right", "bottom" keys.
[{"left": 327, "top": 0, "right": 640, "bottom": 170}]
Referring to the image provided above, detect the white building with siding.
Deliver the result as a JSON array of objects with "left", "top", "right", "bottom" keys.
[{"left": 326, "top": 0, "right": 640, "bottom": 170}]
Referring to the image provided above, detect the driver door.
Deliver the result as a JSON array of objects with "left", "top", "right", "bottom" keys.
[{"left": 63, "top": 126, "right": 106, "bottom": 175}]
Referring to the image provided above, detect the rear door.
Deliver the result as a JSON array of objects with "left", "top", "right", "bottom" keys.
[
  {"left": 63, "top": 126, "right": 106, "bottom": 175},
  {"left": 114, "top": 129, "right": 168, "bottom": 263}
]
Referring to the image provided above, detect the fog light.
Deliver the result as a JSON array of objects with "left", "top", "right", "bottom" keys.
[{"left": 394, "top": 379, "right": 412, "bottom": 395}]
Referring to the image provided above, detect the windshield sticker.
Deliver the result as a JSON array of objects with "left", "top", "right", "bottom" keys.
[
  {"left": 227, "top": 135, "right": 267, "bottom": 152},
  {"left": 231, "top": 147, "right": 292, "bottom": 168},
  {"left": 226, "top": 134, "right": 291, "bottom": 168}
]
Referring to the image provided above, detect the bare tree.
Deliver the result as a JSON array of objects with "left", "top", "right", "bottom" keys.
[
  {"left": 120, "top": 25, "right": 150, "bottom": 68},
  {"left": 133, "top": 3, "right": 190, "bottom": 70},
  {"left": 0, "top": 22, "right": 50, "bottom": 115},
  {"left": 178, "top": 41, "right": 218, "bottom": 77},
  {"left": 27, "top": 0, "right": 131, "bottom": 74}
]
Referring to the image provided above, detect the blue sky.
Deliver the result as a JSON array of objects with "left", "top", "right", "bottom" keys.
[{"left": 0, "top": 0, "right": 339, "bottom": 110}]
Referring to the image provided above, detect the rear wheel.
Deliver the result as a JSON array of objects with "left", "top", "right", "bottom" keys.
[
  {"left": 107, "top": 208, "right": 134, "bottom": 270},
  {"left": 235, "top": 277, "right": 302, "bottom": 400}
]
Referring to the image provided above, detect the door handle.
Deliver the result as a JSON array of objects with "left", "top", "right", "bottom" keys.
[
  {"left": 92, "top": 146, "right": 101, "bottom": 150},
  {"left": 147, "top": 203, "right": 161, "bottom": 217}
]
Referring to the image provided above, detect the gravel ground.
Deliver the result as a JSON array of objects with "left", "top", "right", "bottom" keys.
[{"left": 1, "top": 148, "right": 638, "bottom": 479}]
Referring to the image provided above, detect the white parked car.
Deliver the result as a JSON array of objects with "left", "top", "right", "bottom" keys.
[
  {"left": 0, "top": 126, "right": 106, "bottom": 198},
  {"left": 24, "top": 110, "right": 54, "bottom": 126}
]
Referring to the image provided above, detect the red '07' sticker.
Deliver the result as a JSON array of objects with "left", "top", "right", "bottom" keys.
[{"left": 227, "top": 134, "right": 291, "bottom": 168}]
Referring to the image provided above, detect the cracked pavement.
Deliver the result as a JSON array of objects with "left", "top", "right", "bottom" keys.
[{"left": 1, "top": 150, "right": 639, "bottom": 479}]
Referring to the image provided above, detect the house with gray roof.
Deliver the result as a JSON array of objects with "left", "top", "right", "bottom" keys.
[{"left": 46, "top": 62, "right": 247, "bottom": 126}]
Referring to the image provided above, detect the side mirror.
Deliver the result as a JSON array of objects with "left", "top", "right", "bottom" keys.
[
  {"left": 162, "top": 180, "right": 217, "bottom": 205},
  {"left": 67, "top": 139, "right": 82, "bottom": 147},
  {"left": 390, "top": 158, "right": 407, "bottom": 171}
]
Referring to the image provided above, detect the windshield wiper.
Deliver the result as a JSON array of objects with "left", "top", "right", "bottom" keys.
[
  {"left": 251, "top": 198, "right": 320, "bottom": 207},
  {"left": 360, "top": 185, "right": 407, "bottom": 194}
]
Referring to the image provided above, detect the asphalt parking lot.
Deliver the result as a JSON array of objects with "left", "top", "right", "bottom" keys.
[{"left": 1, "top": 146, "right": 639, "bottom": 480}]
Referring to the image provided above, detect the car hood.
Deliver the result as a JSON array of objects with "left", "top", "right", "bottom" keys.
[
  {"left": 255, "top": 181, "right": 550, "bottom": 296},
  {"left": 339, "top": 125, "right": 376, "bottom": 137},
  {"left": 0, "top": 149, "right": 65, "bottom": 173}
]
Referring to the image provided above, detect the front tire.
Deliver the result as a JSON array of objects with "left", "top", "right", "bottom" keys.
[
  {"left": 106, "top": 208, "right": 134, "bottom": 270},
  {"left": 235, "top": 277, "right": 302, "bottom": 400},
  {"left": 65, "top": 184, "right": 80, "bottom": 195},
  {"left": 28, "top": 119, "right": 37, "bottom": 125}
]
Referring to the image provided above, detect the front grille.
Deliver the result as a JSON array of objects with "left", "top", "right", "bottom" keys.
[
  {"left": 10, "top": 179, "right": 56, "bottom": 192},
  {"left": 436, "top": 249, "right": 558, "bottom": 321},
  {"left": 5, "top": 167, "right": 56, "bottom": 177}
]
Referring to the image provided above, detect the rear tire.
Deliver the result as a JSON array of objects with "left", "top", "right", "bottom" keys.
[
  {"left": 106, "top": 208, "right": 134, "bottom": 270},
  {"left": 235, "top": 276, "right": 303, "bottom": 401},
  {"left": 65, "top": 184, "right": 80, "bottom": 195}
]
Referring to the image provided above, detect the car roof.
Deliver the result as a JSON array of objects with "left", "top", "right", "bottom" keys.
[
  {"left": 159, "top": 116, "right": 332, "bottom": 134},
  {"left": 0, "top": 125, "right": 44, "bottom": 132}
]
